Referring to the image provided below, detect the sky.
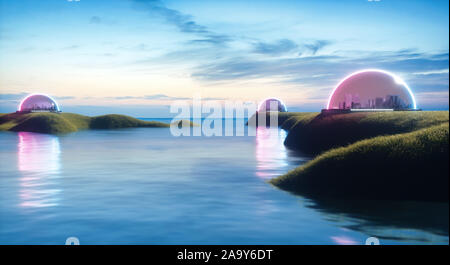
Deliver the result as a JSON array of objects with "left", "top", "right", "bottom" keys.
[{"left": 0, "top": 0, "right": 448, "bottom": 117}]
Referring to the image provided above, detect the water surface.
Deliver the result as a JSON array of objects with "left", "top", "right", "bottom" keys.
[{"left": 0, "top": 120, "right": 448, "bottom": 244}]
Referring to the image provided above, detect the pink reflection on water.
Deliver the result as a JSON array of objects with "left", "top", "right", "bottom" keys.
[
  {"left": 255, "top": 127, "right": 288, "bottom": 180},
  {"left": 331, "top": 236, "right": 358, "bottom": 245},
  {"left": 17, "top": 132, "right": 61, "bottom": 208}
]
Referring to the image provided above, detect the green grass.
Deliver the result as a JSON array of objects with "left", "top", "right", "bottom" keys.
[
  {"left": 270, "top": 122, "right": 449, "bottom": 202},
  {"left": 90, "top": 114, "right": 168, "bottom": 129},
  {"left": 280, "top": 112, "right": 318, "bottom": 130},
  {"left": 246, "top": 111, "right": 314, "bottom": 128},
  {"left": 9, "top": 113, "right": 78, "bottom": 134},
  {"left": 272, "top": 110, "right": 449, "bottom": 201},
  {"left": 0, "top": 112, "right": 171, "bottom": 134},
  {"left": 58, "top": 113, "right": 91, "bottom": 130},
  {"left": 284, "top": 111, "right": 449, "bottom": 154}
]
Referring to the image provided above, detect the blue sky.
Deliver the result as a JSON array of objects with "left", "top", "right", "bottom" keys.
[{"left": 0, "top": 0, "right": 448, "bottom": 116}]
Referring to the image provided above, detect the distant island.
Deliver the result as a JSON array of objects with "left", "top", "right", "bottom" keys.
[
  {"left": 0, "top": 112, "right": 193, "bottom": 134},
  {"left": 254, "top": 111, "right": 449, "bottom": 202}
]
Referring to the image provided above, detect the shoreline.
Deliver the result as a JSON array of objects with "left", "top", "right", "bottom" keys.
[
  {"left": 0, "top": 112, "right": 195, "bottom": 134},
  {"left": 2, "top": 110, "right": 449, "bottom": 202},
  {"left": 269, "top": 110, "right": 449, "bottom": 202}
]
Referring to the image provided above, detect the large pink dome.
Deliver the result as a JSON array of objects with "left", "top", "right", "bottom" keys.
[{"left": 327, "top": 70, "right": 417, "bottom": 110}]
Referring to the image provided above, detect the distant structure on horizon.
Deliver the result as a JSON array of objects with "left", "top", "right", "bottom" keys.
[
  {"left": 247, "top": 98, "right": 287, "bottom": 127},
  {"left": 323, "top": 69, "right": 419, "bottom": 114},
  {"left": 258, "top": 98, "right": 287, "bottom": 112},
  {"left": 16, "top": 94, "right": 61, "bottom": 113}
]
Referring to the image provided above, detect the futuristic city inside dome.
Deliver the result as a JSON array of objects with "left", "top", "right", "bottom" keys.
[
  {"left": 18, "top": 94, "right": 60, "bottom": 112},
  {"left": 327, "top": 70, "right": 417, "bottom": 110}
]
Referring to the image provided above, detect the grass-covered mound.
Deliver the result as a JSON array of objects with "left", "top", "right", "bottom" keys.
[
  {"left": 284, "top": 111, "right": 449, "bottom": 154},
  {"left": 9, "top": 113, "right": 78, "bottom": 134},
  {"left": 246, "top": 111, "right": 315, "bottom": 128},
  {"left": 90, "top": 114, "right": 168, "bottom": 129},
  {"left": 0, "top": 112, "right": 169, "bottom": 134},
  {"left": 280, "top": 112, "right": 318, "bottom": 130},
  {"left": 270, "top": 123, "right": 449, "bottom": 202}
]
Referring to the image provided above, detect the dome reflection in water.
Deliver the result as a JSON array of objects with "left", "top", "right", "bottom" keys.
[
  {"left": 255, "top": 127, "right": 288, "bottom": 180},
  {"left": 17, "top": 132, "right": 61, "bottom": 208}
]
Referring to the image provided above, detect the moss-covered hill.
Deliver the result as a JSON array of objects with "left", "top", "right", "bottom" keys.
[
  {"left": 246, "top": 111, "right": 316, "bottom": 128},
  {"left": 270, "top": 111, "right": 449, "bottom": 202},
  {"left": 0, "top": 112, "right": 169, "bottom": 134},
  {"left": 283, "top": 111, "right": 449, "bottom": 155},
  {"left": 270, "top": 122, "right": 449, "bottom": 201}
]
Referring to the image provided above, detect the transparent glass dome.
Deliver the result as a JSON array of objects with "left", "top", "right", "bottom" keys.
[
  {"left": 258, "top": 98, "right": 287, "bottom": 112},
  {"left": 327, "top": 70, "right": 416, "bottom": 110},
  {"left": 18, "top": 94, "right": 60, "bottom": 112}
]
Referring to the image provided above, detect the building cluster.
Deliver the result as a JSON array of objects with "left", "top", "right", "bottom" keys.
[
  {"left": 22, "top": 103, "right": 58, "bottom": 112},
  {"left": 338, "top": 94, "right": 411, "bottom": 110}
]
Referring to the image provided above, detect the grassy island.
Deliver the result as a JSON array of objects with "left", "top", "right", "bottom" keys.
[
  {"left": 270, "top": 111, "right": 449, "bottom": 202},
  {"left": 283, "top": 111, "right": 449, "bottom": 154},
  {"left": 0, "top": 112, "right": 170, "bottom": 134},
  {"left": 246, "top": 111, "right": 315, "bottom": 128}
]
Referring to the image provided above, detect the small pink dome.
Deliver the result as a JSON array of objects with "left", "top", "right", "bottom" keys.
[{"left": 18, "top": 94, "right": 60, "bottom": 112}]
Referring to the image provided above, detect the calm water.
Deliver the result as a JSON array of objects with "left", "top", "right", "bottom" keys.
[{"left": 0, "top": 119, "right": 448, "bottom": 245}]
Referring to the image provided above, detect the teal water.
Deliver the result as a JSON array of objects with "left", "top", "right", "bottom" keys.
[{"left": 0, "top": 119, "right": 448, "bottom": 244}]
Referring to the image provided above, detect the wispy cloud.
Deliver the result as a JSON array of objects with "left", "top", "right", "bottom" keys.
[
  {"left": 412, "top": 69, "right": 449, "bottom": 76},
  {"left": 252, "top": 39, "right": 332, "bottom": 56},
  {"left": 106, "top": 94, "right": 227, "bottom": 101},
  {"left": 88, "top": 15, "right": 117, "bottom": 26},
  {"left": 302, "top": 40, "right": 332, "bottom": 55},
  {"left": 191, "top": 55, "right": 340, "bottom": 82},
  {"left": 202, "top": 97, "right": 227, "bottom": 101},
  {"left": 252, "top": 39, "right": 298, "bottom": 56},
  {"left": 191, "top": 50, "right": 449, "bottom": 94},
  {"left": 107, "top": 94, "right": 189, "bottom": 101},
  {"left": 144, "top": 94, "right": 190, "bottom": 100},
  {"left": 0, "top": 93, "right": 76, "bottom": 101},
  {"left": 89, "top": 16, "right": 102, "bottom": 24},
  {"left": 189, "top": 35, "right": 233, "bottom": 46},
  {"left": 0, "top": 92, "right": 28, "bottom": 101},
  {"left": 131, "top": 0, "right": 232, "bottom": 46},
  {"left": 133, "top": 0, "right": 207, "bottom": 34},
  {"left": 54, "top": 96, "right": 76, "bottom": 100}
]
